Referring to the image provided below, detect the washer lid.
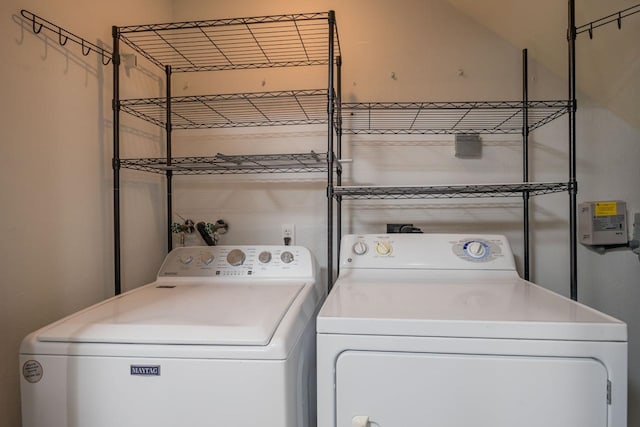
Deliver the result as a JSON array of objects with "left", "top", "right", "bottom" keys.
[
  {"left": 317, "top": 276, "right": 626, "bottom": 341},
  {"left": 37, "top": 282, "right": 304, "bottom": 346}
]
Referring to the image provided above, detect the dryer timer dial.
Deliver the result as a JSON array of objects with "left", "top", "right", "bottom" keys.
[{"left": 464, "top": 240, "right": 489, "bottom": 259}]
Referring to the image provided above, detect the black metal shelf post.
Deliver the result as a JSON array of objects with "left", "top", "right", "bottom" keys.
[
  {"left": 112, "top": 25, "right": 121, "bottom": 295},
  {"left": 165, "top": 65, "right": 173, "bottom": 253},
  {"left": 327, "top": 10, "right": 336, "bottom": 289},
  {"left": 568, "top": 0, "right": 578, "bottom": 300},
  {"left": 523, "top": 49, "right": 531, "bottom": 280},
  {"left": 335, "top": 55, "right": 343, "bottom": 282}
]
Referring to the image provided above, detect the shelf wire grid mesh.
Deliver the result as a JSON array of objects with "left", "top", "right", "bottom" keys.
[
  {"left": 341, "top": 101, "right": 571, "bottom": 135},
  {"left": 120, "top": 152, "right": 328, "bottom": 175},
  {"left": 333, "top": 182, "right": 572, "bottom": 200},
  {"left": 120, "top": 89, "right": 329, "bottom": 129},
  {"left": 118, "top": 12, "right": 340, "bottom": 72}
]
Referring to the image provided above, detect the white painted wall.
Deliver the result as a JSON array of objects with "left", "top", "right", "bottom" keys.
[{"left": 1, "top": 0, "right": 638, "bottom": 426}]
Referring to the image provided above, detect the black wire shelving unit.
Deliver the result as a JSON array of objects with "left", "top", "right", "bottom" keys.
[
  {"left": 330, "top": 46, "right": 575, "bottom": 292},
  {"left": 112, "top": 11, "right": 340, "bottom": 294}
]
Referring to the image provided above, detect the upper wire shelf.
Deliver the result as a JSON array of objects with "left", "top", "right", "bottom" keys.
[
  {"left": 117, "top": 11, "right": 340, "bottom": 72},
  {"left": 334, "top": 182, "right": 572, "bottom": 200},
  {"left": 120, "top": 89, "right": 328, "bottom": 129},
  {"left": 120, "top": 152, "right": 328, "bottom": 175},
  {"left": 341, "top": 100, "right": 571, "bottom": 135}
]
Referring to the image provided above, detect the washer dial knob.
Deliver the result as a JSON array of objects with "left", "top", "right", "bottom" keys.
[
  {"left": 200, "top": 253, "right": 215, "bottom": 265},
  {"left": 280, "top": 251, "right": 294, "bottom": 264},
  {"left": 375, "top": 241, "right": 393, "bottom": 256},
  {"left": 258, "top": 251, "right": 272, "bottom": 264},
  {"left": 226, "top": 249, "right": 246, "bottom": 266},
  {"left": 465, "top": 241, "right": 488, "bottom": 259},
  {"left": 179, "top": 255, "right": 194, "bottom": 265},
  {"left": 352, "top": 241, "right": 368, "bottom": 256}
]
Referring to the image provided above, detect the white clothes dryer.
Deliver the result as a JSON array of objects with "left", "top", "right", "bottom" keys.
[
  {"left": 317, "top": 234, "right": 627, "bottom": 427},
  {"left": 21, "top": 245, "right": 324, "bottom": 427}
]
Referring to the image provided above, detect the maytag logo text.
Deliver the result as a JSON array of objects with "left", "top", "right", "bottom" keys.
[{"left": 130, "top": 365, "right": 161, "bottom": 376}]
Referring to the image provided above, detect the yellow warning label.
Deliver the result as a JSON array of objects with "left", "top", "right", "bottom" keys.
[{"left": 595, "top": 202, "right": 618, "bottom": 217}]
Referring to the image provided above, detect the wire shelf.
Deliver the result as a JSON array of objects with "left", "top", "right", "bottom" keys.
[
  {"left": 120, "top": 89, "right": 329, "bottom": 129},
  {"left": 118, "top": 12, "right": 340, "bottom": 72},
  {"left": 120, "top": 152, "right": 328, "bottom": 175},
  {"left": 341, "top": 101, "right": 571, "bottom": 135},
  {"left": 334, "top": 182, "right": 571, "bottom": 200}
]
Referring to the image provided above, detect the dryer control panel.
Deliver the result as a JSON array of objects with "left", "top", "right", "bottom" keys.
[
  {"left": 340, "top": 234, "right": 516, "bottom": 271},
  {"left": 157, "top": 245, "right": 314, "bottom": 278}
]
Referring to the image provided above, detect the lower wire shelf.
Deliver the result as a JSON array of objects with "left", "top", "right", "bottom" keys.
[
  {"left": 333, "top": 182, "right": 571, "bottom": 200},
  {"left": 120, "top": 152, "right": 328, "bottom": 175}
]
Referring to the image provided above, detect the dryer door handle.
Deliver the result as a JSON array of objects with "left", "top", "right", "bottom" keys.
[{"left": 352, "top": 415, "right": 370, "bottom": 427}]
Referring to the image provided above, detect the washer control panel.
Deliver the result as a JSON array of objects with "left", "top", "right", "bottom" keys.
[
  {"left": 158, "top": 245, "right": 312, "bottom": 278},
  {"left": 341, "top": 234, "right": 515, "bottom": 271}
]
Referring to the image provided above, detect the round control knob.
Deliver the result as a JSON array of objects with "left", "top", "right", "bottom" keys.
[
  {"left": 280, "top": 251, "right": 294, "bottom": 264},
  {"left": 465, "top": 241, "right": 487, "bottom": 259},
  {"left": 226, "top": 249, "right": 246, "bottom": 266},
  {"left": 258, "top": 251, "right": 272, "bottom": 264},
  {"left": 200, "top": 253, "right": 215, "bottom": 265},
  {"left": 179, "top": 255, "right": 194, "bottom": 265},
  {"left": 375, "top": 241, "right": 393, "bottom": 256},
  {"left": 352, "top": 241, "right": 368, "bottom": 256}
]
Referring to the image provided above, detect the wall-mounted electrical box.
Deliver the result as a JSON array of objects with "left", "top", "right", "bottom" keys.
[
  {"left": 454, "top": 133, "right": 482, "bottom": 159},
  {"left": 579, "top": 201, "right": 627, "bottom": 245}
]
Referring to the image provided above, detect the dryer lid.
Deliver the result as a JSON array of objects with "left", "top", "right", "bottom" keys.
[
  {"left": 317, "top": 276, "right": 626, "bottom": 341},
  {"left": 37, "top": 282, "right": 304, "bottom": 346}
]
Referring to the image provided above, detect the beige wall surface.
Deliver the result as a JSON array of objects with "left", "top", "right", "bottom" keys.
[{"left": 0, "top": 1, "right": 171, "bottom": 425}]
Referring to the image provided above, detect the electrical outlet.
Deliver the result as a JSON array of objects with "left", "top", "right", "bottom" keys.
[{"left": 282, "top": 224, "right": 295, "bottom": 245}]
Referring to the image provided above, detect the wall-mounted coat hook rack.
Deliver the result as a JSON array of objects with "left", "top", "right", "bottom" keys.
[
  {"left": 576, "top": 3, "right": 640, "bottom": 39},
  {"left": 20, "top": 9, "right": 113, "bottom": 65}
]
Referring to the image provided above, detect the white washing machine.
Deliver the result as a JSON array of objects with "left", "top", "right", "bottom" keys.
[
  {"left": 20, "top": 245, "right": 324, "bottom": 427},
  {"left": 317, "top": 234, "right": 627, "bottom": 427}
]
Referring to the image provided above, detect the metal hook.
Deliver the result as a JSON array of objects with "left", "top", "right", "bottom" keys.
[
  {"left": 81, "top": 40, "right": 91, "bottom": 56},
  {"left": 58, "top": 28, "right": 68, "bottom": 46},
  {"left": 101, "top": 49, "right": 111, "bottom": 66},
  {"left": 617, "top": 12, "right": 622, "bottom": 29},
  {"left": 588, "top": 23, "right": 593, "bottom": 39},
  {"left": 31, "top": 16, "right": 43, "bottom": 34}
]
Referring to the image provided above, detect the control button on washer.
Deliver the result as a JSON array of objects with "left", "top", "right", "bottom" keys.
[
  {"left": 200, "top": 253, "right": 215, "bottom": 265},
  {"left": 258, "top": 251, "right": 272, "bottom": 264},
  {"left": 179, "top": 255, "right": 194, "bottom": 265},
  {"left": 226, "top": 249, "right": 246, "bottom": 266},
  {"left": 281, "top": 251, "right": 294, "bottom": 264}
]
